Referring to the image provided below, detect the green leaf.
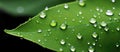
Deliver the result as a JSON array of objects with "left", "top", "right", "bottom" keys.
[
  {"left": 5, "top": 0, "right": 120, "bottom": 52},
  {"left": 0, "top": 0, "right": 75, "bottom": 16}
]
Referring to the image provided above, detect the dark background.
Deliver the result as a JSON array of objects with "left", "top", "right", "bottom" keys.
[{"left": 0, "top": 9, "right": 54, "bottom": 51}]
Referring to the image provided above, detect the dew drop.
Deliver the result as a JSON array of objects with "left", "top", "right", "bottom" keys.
[
  {"left": 76, "top": 33, "right": 82, "bottom": 39},
  {"left": 60, "top": 23, "right": 67, "bottom": 30},
  {"left": 100, "top": 21, "right": 107, "bottom": 27},
  {"left": 64, "top": 4, "right": 69, "bottom": 9},
  {"left": 116, "top": 27, "right": 120, "bottom": 31},
  {"left": 112, "top": 0, "right": 115, "bottom": 3},
  {"left": 118, "top": 13, "right": 120, "bottom": 16},
  {"left": 96, "top": 7, "right": 99, "bottom": 11},
  {"left": 37, "top": 29, "right": 42, "bottom": 33},
  {"left": 88, "top": 46, "right": 94, "bottom": 52},
  {"left": 79, "top": 0, "right": 85, "bottom": 7},
  {"left": 45, "top": 6, "right": 49, "bottom": 10},
  {"left": 59, "top": 48, "right": 63, "bottom": 52},
  {"left": 40, "top": 12, "right": 46, "bottom": 18},
  {"left": 79, "top": 11, "right": 82, "bottom": 15},
  {"left": 50, "top": 20, "right": 57, "bottom": 27},
  {"left": 104, "top": 27, "right": 109, "bottom": 31},
  {"left": 88, "top": 42, "right": 91, "bottom": 45},
  {"left": 70, "top": 46, "right": 76, "bottom": 52},
  {"left": 116, "top": 44, "right": 119, "bottom": 47},
  {"left": 93, "top": 24, "right": 97, "bottom": 27},
  {"left": 92, "top": 32, "right": 98, "bottom": 39},
  {"left": 16, "top": 6, "right": 24, "bottom": 13},
  {"left": 89, "top": 18, "right": 96, "bottom": 24},
  {"left": 38, "top": 39, "right": 41, "bottom": 42},
  {"left": 106, "top": 10, "right": 113, "bottom": 16},
  {"left": 60, "top": 39, "right": 65, "bottom": 45},
  {"left": 92, "top": 42, "right": 96, "bottom": 46}
]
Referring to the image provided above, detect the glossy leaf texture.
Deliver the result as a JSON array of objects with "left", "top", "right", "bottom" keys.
[
  {"left": 5, "top": 0, "right": 120, "bottom": 52},
  {"left": 0, "top": 0, "right": 75, "bottom": 16}
]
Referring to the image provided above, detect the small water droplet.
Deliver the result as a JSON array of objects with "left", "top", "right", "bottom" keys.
[
  {"left": 106, "top": 10, "right": 113, "bottom": 16},
  {"left": 64, "top": 4, "right": 69, "bottom": 9},
  {"left": 93, "top": 24, "right": 97, "bottom": 27},
  {"left": 76, "top": 33, "right": 82, "bottom": 39},
  {"left": 96, "top": 7, "right": 99, "bottom": 11},
  {"left": 16, "top": 6, "right": 24, "bottom": 13},
  {"left": 59, "top": 48, "right": 63, "bottom": 52},
  {"left": 40, "top": 12, "right": 46, "bottom": 18},
  {"left": 45, "top": 6, "right": 49, "bottom": 10},
  {"left": 37, "top": 29, "right": 42, "bottom": 33},
  {"left": 72, "top": 19, "right": 75, "bottom": 22},
  {"left": 79, "top": 0, "right": 85, "bottom": 7},
  {"left": 92, "top": 42, "right": 96, "bottom": 46},
  {"left": 116, "top": 44, "right": 119, "bottom": 47},
  {"left": 112, "top": 0, "right": 115, "bottom": 3},
  {"left": 92, "top": 32, "right": 98, "bottom": 39},
  {"left": 118, "top": 13, "right": 120, "bottom": 16},
  {"left": 60, "top": 23, "right": 67, "bottom": 30},
  {"left": 100, "top": 9, "right": 103, "bottom": 13},
  {"left": 68, "top": 43, "right": 71, "bottom": 46},
  {"left": 79, "top": 11, "right": 82, "bottom": 15},
  {"left": 116, "top": 27, "right": 120, "bottom": 31},
  {"left": 88, "top": 46, "right": 94, "bottom": 52},
  {"left": 112, "top": 7, "right": 115, "bottom": 10},
  {"left": 104, "top": 27, "right": 109, "bottom": 31},
  {"left": 38, "top": 39, "right": 41, "bottom": 42},
  {"left": 89, "top": 18, "right": 96, "bottom": 24},
  {"left": 88, "top": 42, "right": 91, "bottom": 45},
  {"left": 100, "top": 21, "right": 107, "bottom": 27},
  {"left": 47, "top": 29, "right": 51, "bottom": 32},
  {"left": 70, "top": 46, "right": 76, "bottom": 52},
  {"left": 60, "top": 39, "right": 65, "bottom": 45},
  {"left": 50, "top": 20, "right": 57, "bottom": 27}
]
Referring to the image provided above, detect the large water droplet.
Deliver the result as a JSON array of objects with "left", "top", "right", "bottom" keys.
[
  {"left": 106, "top": 10, "right": 113, "bottom": 16},
  {"left": 79, "top": 0, "right": 85, "bottom": 7},
  {"left": 37, "top": 29, "right": 42, "bottom": 33},
  {"left": 92, "top": 32, "right": 98, "bottom": 39},
  {"left": 88, "top": 46, "right": 94, "bottom": 52},
  {"left": 64, "top": 4, "right": 69, "bottom": 9},
  {"left": 112, "top": 0, "right": 115, "bottom": 3},
  {"left": 89, "top": 18, "right": 96, "bottom": 24},
  {"left": 60, "top": 23, "right": 67, "bottom": 30},
  {"left": 70, "top": 46, "right": 76, "bottom": 52},
  {"left": 76, "top": 33, "right": 82, "bottom": 39},
  {"left": 50, "top": 20, "right": 57, "bottom": 27},
  {"left": 100, "top": 21, "right": 107, "bottom": 27},
  {"left": 40, "top": 12, "right": 46, "bottom": 18},
  {"left": 60, "top": 39, "right": 65, "bottom": 45}
]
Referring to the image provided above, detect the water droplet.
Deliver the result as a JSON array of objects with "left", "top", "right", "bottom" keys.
[
  {"left": 37, "top": 29, "right": 42, "bottom": 33},
  {"left": 112, "top": 0, "right": 115, "bottom": 3},
  {"left": 72, "top": 19, "right": 75, "bottom": 22},
  {"left": 89, "top": 18, "right": 96, "bottom": 24},
  {"left": 88, "top": 42, "right": 91, "bottom": 45},
  {"left": 116, "top": 44, "right": 119, "bottom": 47},
  {"left": 70, "top": 46, "right": 76, "bottom": 52},
  {"left": 60, "top": 23, "right": 67, "bottom": 30},
  {"left": 59, "top": 48, "right": 63, "bottom": 52},
  {"left": 93, "top": 24, "right": 97, "bottom": 27},
  {"left": 79, "top": 0, "right": 85, "bottom": 7},
  {"left": 68, "top": 43, "right": 71, "bottom": 46},
  {"left": 50, "top": 20, "right": 57, "bottom": 27},
  {"left": 64, "top": 4, "right": 69, "bottom": 9},
  {"left": 16, "top": 6, "right": 24, "bottom": 13},
  {"left": 60, "top": 39, "right": 65, "bottom": 45},
  {"left": 100, "top": 21, "right": 107, "bottom": 27},
  {"left": 76, "top": 33, "right": 82, "bottom": 39},
  {"left": 88, "top": 46, "right": 94, "bottom": 52},
  {"left": 118, "top": 13, "right": 120, "bottom": 16},
  {"left": 92, "top": 32, "right": 98, "bottom": 39},
  {"left": 79, "top": 11, "right": 82, "bottom": 15},
  {"left": 116, "top": 27, "right": 120, "bottom": 31},
  {"left": 40, "top": 12, "right": 46, "bottom": 18},
  {"left": 38, "top": 39, "right": 41, "bottom": 42},
  {"left": 92, "top": 42, "right": 96, "bottom": 46},
  {"left": 45, "top": 6, "right": 49, "bottom": 10},
  {"left": 106, "top": 10, "right": 113, "bottom": 16},
  {"left": 96, "top": 7, "right": 99, "bottom": 11},
  {"left": 112, "top": 7, "right": 115, "bottom": 10},
  {"left": 104, "top": 27, "right": 109, "bottom": 31}
]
